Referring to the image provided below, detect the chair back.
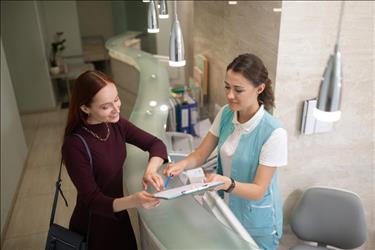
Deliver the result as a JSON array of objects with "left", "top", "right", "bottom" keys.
[{"left": 290, "top": 187, "right": 367, "bottom": 249}]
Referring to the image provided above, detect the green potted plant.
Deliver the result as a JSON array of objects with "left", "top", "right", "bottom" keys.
[{"left": 49, "top": 32, "right": 66, "bottom": 74}]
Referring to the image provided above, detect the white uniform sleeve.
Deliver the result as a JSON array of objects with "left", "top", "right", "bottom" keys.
[
  {"left": 208, "top": 106, "right": 225, "bottom": 137},
  {"left": 259, "top": 128, "right": 288, "bottom": 167}
]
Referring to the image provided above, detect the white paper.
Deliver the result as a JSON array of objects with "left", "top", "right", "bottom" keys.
[
  {"left": 183, "top": 167, "right": 205, "bottom": 184},
  {"left": 194, "top": 118, "right": 212, "bottom": 138},
  {"left": 181, "top": 109, "right": 189, "bottom": 128}
]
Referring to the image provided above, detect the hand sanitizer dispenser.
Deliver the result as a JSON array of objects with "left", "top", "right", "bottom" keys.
[{"left": 301, "top": 99, "right": 334, "bottom": 135}]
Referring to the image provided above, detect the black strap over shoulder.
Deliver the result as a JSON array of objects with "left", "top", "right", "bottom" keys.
[
  {"left": 74, "top": 134, "right": 94, "bottom": 175},
  {"left": 49, "top": 133, "right": 94, "bottom": 230}
]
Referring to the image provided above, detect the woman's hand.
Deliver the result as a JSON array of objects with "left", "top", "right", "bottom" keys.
[
  {"left": 142, "top": 170, "right": 164, "bottom": 191},
  {"left": 163, "top": 161, "right": 186, "bottom": 177},
  {"left": 205, "top": 173, "right": 232, "bottom": 191},
  {"left": 131, "top": 191, "right": 160, "bottom": 209}
]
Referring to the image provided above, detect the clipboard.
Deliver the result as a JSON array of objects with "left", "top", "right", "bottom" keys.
[{"left": 153, "top": 181, "right": 224, "bottom": 200}]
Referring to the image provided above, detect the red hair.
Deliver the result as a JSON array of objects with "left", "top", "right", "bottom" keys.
[{"left": 64, "top": 70, "right": 114, "bottom": 137}]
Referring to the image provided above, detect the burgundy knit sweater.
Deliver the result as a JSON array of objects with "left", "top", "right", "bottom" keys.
[{"left": 62, "top": 117, "right": 168, "bottom": 249}]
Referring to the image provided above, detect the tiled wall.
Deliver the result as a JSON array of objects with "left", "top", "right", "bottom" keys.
[
  {"left": 275, "top": 1, "right": 374, "bottom": 248},
  {"left": 193, "top": 1, "right": 282, "bottom": 111}
]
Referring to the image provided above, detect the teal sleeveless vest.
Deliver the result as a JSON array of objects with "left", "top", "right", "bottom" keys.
[{"left": 217, "top": 105, "right": 283, "bottom": 237}]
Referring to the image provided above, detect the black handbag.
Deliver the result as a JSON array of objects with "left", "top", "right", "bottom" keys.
[{"left": 46, "top": 134, "right": 93, "bottom": 250}]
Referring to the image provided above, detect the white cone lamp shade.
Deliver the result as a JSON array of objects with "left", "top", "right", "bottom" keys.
[
  {"left": 169, "top": 19, "right": 185, "bottom": 67},
  {"left": 147, "top": 0, "right": 159, "bottom": 33},
  {"left": 314, "top": 45, "right": 342, "bottom": 122},
  {"left": 159, "top": 0, "right": 169, "bottom": 19}
]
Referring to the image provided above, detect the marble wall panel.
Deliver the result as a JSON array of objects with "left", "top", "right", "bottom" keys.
[
  {"left": 194, "top": 1, "right": 282, "bottom": 111},
  {"left": 275, "top": 1, "right": 374, "bottom": 248},
  {"left": 194, "top": 1, "right": 374, "bottom": 248}
]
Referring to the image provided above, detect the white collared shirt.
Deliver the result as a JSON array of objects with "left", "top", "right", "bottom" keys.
[{"left": 209, "top": 105, "right": 287, "bottom": 178}]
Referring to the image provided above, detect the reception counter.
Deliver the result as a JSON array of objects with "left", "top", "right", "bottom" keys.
[{"left": 106, "top": 32, "right": 258, "bottom": 249}]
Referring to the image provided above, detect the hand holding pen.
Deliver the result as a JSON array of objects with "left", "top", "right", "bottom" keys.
[
  {"left": 162, "top": 155, "right": 174, "bottom": 189},
  {"left": 163, "top": 159, "right": 186, "bottom": 177},
  {"left": 163, "top": 174, "right": 173, "bottom": 189}
]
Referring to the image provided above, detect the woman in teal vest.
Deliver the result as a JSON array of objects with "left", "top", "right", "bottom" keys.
[{"left": 164, "top": 53, "right": 287, "bottom": 249}]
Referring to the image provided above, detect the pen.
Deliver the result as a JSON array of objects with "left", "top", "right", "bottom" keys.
[{"left": 164, "top": 175, "right": 173, "bottom": 189}]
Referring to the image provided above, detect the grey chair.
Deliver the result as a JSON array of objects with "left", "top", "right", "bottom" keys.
[{"left": 290, "top": 187, "right": 367, "bottom": 250}]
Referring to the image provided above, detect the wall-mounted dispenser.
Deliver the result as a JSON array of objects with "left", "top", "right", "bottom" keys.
[{"left": 301, "top": 99, "right": 334, "bottom": 135}]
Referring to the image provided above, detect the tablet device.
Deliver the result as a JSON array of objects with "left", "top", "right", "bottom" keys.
[{"left": 153, "top": 181, "right": 224, "bottom": 200}]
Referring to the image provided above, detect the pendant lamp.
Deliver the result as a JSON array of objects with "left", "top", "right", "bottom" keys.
[
  {"left": 314, "top": 2, "right": 345, "bottom": 122},
  {"left": 169, "top": 0, "right": 185, "bottom": 67},
  {"left": 147, "top": 0, "right": 159, "bottom": 33},
  {"left": 159, "top": 0, "right": 169, "bottom": 19}
]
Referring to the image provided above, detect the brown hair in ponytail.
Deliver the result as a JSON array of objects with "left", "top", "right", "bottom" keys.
[{"left": 226, "top": 53, "right": 275, "bottom": 111}]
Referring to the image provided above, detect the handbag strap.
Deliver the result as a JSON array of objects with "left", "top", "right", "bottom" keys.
[
  {"left": 49, "top": 158, "right": 66, "bottom": 226},
  {"left": 49, "top": 133, "right": 94, "bottom": 227}
]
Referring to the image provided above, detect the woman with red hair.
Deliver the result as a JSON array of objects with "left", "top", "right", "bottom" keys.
[{"left": 62, "top": 70, "right": 167, "bottom": 249}]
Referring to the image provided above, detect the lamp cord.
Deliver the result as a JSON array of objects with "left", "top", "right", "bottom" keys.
[
  {"left": 335, "top": 1, "right": 345, "bottom": 51},
  {"left": 174, "top": 0, "right": 178, "bottom": 20}
]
